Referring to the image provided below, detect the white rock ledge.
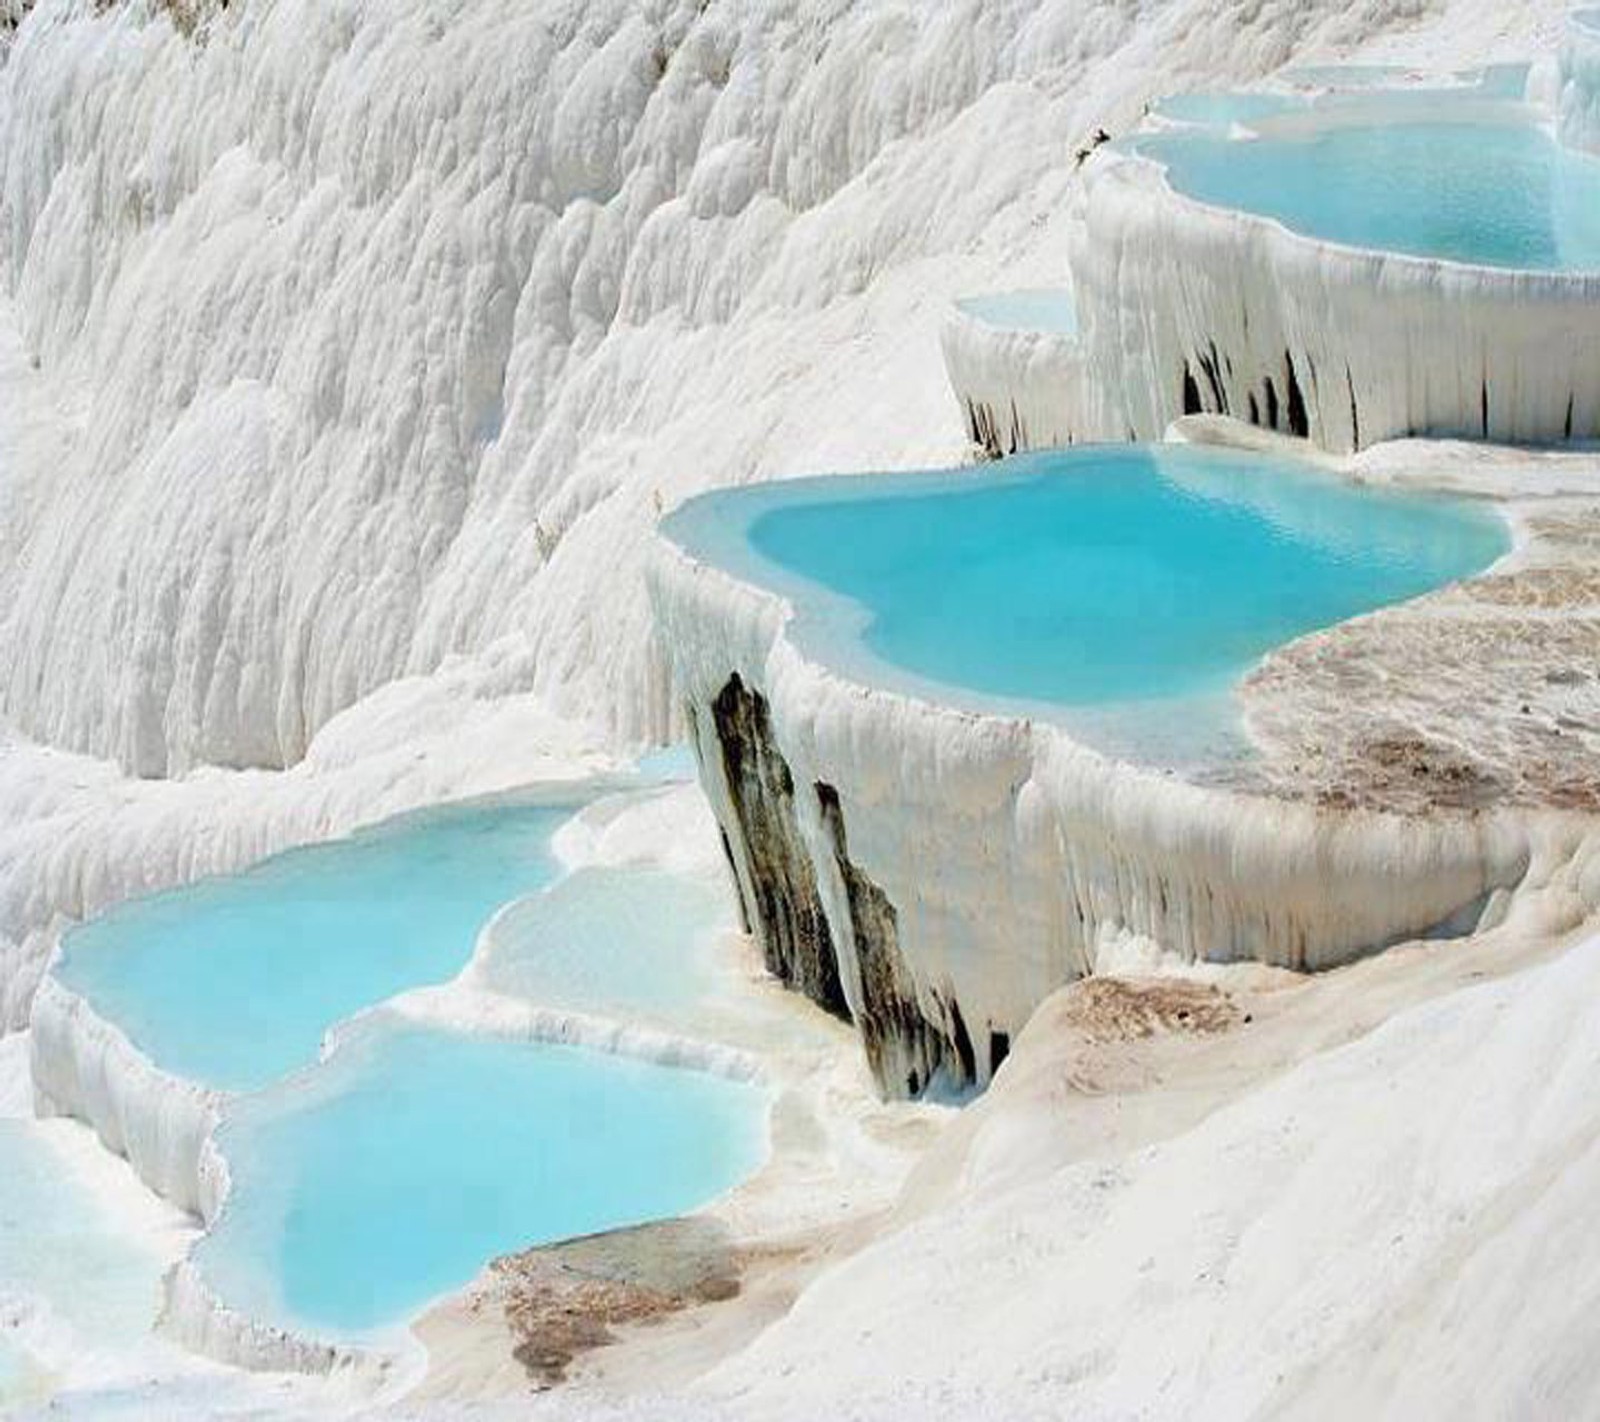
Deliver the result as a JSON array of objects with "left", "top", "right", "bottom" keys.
[
  {"left": 939, "top": 301, "right": 1098, "bottom": 457},
  {"left": 1069, "top": 117, "right": 1600, "bottom": 453},
  {"left": 30, "top": 971, "right": 222, "bottom": 1217},
  {"left": 161, "top": 1257, "right": 409, "bottom": 1390},
  {"left": 647, "top": 497, "right": 1583, "bottom": 1099}
]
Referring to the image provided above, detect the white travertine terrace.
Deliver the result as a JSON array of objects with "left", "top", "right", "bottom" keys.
[
  {"left": 944, "top": 85, "right": 1600, "bottom": 456},
  {"left": 1074, "top": 133, "right": 1600, "bottom": 453},
  {"left": 29, "top": 971, "right": 222, "bottom": 1217},
  {"left": 647, "top": 449, "right": 1600, "bottom": 1096}
]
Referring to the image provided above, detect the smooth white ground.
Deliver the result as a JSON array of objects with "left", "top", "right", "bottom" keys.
[
  {"left": 701, "top": 928, "right": 1600, "bottom": 1420},
  {"left": 0, "top": 0, "right": 1594, "bottom": 1416}
]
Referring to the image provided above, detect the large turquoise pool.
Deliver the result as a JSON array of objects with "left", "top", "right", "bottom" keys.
[
  {"left": 56, "top": 796, "right": 575, "bottom": 1091},
  {"left": 1137, "top": 115, "right": 1600, "bottom": 271},
  {"left": 192, "top": 1026, "right": 766, "bottom": 1335},
  {"left": 662, "top": 446, "right": 1506, "bottom": 752}
]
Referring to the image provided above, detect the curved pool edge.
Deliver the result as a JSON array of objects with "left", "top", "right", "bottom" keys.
[
  {"left": 161, "top": 1254, "right": 418, "bottom": 1391},
  {"left": 646, "top": 457, "right": 1594, "bottom": 1097},
  {"left": 161, "top": 1010, "right": 777, "bottom": 1383}
]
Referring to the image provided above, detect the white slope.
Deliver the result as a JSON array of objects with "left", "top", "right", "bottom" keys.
[
  {"left": 703, "top": 927, "right": 1600, "bottom": 1420},
  {"left": 0, "top": 0, "right": 1514, "bottom": 780}
]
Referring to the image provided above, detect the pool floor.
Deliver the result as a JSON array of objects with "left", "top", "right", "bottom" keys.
[
  {"left": 475, "top": 865, "right": 733, "bottom": 1017},
  {"left": 193, "top": 1026, "right": 766, "bottom": 1336},
  {"left": 45, "top": 770, "right": 771, "bottom": 1345},
  {"left": 955, "top": 289, "right": 1079, "bottom": 335},
  {"left": 0, "top": 1122, "right": 173, "bottom": 1403}
]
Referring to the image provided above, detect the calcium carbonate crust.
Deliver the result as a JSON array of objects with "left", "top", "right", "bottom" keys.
[
  {"left": 0, "top": 0, "right": 1472, "bottom": 783},
  {"left": 29, "top": 970, "right": 222, "bottom": 1215},
  {"left": 161, "top": 1258, "right": 413, "bottom": 1390},
  {"left": 1560, "top": 7, "right": 1600, "bottom": 154}
]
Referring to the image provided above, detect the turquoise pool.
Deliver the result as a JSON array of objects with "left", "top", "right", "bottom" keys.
[
  {"left": 955, "top": 289, "right": 1078, "bottom": 335},
  {"left": 1152, "top": 90, "right": 1306, "bottom": 127},
  {"left": 1137, "top": 115, "right": 1600, "bottom": 271},
  {"left": 55, "top": 796, "right": 575, "bottom": 1091},
  {"left": 193, "top": 1026, "right": 767, "bottom": 1335},
  {"left": 662, "top": 445, "right": 1506, "bottom": 752}
]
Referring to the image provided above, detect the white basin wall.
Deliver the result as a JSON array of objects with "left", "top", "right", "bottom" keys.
[
  {"left": 1069, "top": 153, "right": 1600, "bottom": 453},
  {"left": 647, "top": 531, "right": 1547, "bottom": 1098},
  {"left": 938, "top": 304, "right": 1105, "bottom": 456},
  {"left": 29, "top": 972, "right": 222, "bottom": 1216}
]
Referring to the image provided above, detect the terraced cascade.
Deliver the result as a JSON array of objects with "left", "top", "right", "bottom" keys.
[
  {"left": 1135, "top": 117, "right": 1600, "bottom": 272},
  {"left": 53, "top": 797, "right": 576, "bottom": 1091},
  {"left": 33, "top": 782, "right": 771, "bottom": 1368}
]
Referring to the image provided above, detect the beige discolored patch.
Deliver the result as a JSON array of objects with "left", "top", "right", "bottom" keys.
[
  {"left": 1050, "top": 977, "right": 1243, "bottom": 1045},
  {"left": 479, "top": 1217, "right": 800, "bottom": 1388}
]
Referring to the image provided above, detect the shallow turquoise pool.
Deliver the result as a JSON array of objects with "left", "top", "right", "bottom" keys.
[
  {"left": 1152, "top": 90, "right": 1306, "bottom": 127},
  {"left": 193, "top": 1026, "right": 767, "bottom": 1335},
  {"left": 56, "top": 797, "right": 575, "bottom": 1091},
  {"left": 663, "top": 445, "right": 1506, "bottom": 751},
  {"left": 955, "top": 289, "right": 1078, "bottom": 335},
  {"left": 1137, "top": 115, "right": 1600, "bottom": 270},
  {"left": 477, "top": 866, "right": 732, "bottom": 1017}
]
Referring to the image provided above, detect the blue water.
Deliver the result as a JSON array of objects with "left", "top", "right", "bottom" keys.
[
  {"left": 1153, "top": 90, "right": 1306, "bottom": 127},
  {"left": 956, "top": 288, "right": 1078, "bottom": 335},
  {"left": 56, "top": 797, "right": 575, "bottom": 1091},
  {"left": 193, "top": 1027, "right": 767, "bottom": 1334},
  {"left": 1279, "top": 64, "right": 1411, "bottom": 91},
  {"left": 663, "top": 446, "right": 1506, "bottom": 731},
  {"left": 1138, "top": 117, "right": 1600, "bottom": 271}
]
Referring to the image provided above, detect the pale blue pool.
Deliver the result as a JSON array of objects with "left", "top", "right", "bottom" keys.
[
  {"left": 955, "top": 289, "right": 1078, "bottom": 335},
  {"left": 662, "top": 446, "right": 1506, "bottom": 755},
  {"left": 55, "top": 796, "right": 576, "bottom": 1091},
  {"left": 477, "top": 866, "right": 733, "bottom": 1017},
  {"left": 193, "top": 1026, "right": 767, "bottom": 1335},
  {"left": 0, "top": 1122, "right": 169, "bottom": 1407},
  {"left": 1137, "top": 116, "right": 1600, "bottom": 271},
  {"left": 1152, "top": 90, "right": 1306, "bottom": 127},
  {"left": 1279, "top": 64, "right": 1412, "bottom": 91}
]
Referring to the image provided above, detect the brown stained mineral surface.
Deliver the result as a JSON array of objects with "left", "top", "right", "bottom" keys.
[
  {"left": 482, "top": 1217, "right": 798, "bottom": 1388},
  {"left": 1240, "top": 494, "right": 1600, "bottom": 816}
]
